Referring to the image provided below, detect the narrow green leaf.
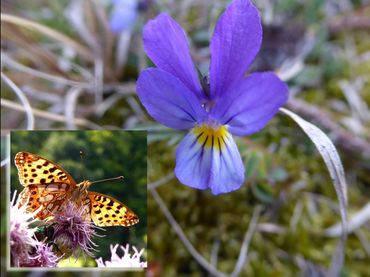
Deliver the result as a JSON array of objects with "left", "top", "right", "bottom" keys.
[
  {"left": 280, "top": 107, "right": 348, "bottom": 276},
  {"left": 245, "top": 152, "right": 259, "bottom": 178},
  {"left": 251, "top": 183, "right": 274, "bottom": 204}
]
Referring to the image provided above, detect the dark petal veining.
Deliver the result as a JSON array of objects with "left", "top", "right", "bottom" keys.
[{"left": 175, "top": 128, "right": 245, "bottom": 195}]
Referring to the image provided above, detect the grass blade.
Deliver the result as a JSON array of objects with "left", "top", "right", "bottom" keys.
[
  {"left": 1, "top": 13, "right": 93, "bottom": 61},
  {"left": 280, "top": 107, "right": 348, "bottom": 276}
]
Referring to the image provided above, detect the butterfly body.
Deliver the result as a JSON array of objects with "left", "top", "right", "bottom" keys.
[{"left": 15, "top": 152, "right": 139, "bottom": 227}]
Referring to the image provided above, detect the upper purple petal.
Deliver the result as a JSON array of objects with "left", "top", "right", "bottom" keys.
[
  {"left": 136, "top": 68, "right": 206, "bottom": 130},
  {"left": 209, "top": 0, "right": 262, "bottom": 98},
  {"left": 175, "top": 127, "right": 245, "bottom": 195},
  {"left": 211, "top": 72, "right": 289, "bottom": 136},
  {"left": 143, "top": 13, "right": 202, "bottom": 98}
]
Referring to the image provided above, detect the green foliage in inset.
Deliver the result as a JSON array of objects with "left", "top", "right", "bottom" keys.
[{"left": 10, "top": 130, "right": 147, "bottom": 263}]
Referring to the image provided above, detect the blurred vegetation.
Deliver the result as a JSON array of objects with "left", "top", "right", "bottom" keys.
[
  {"left": 9, "top": 130, "right": 147, "bottom": 267},
  {"left": 1, "top": 0, "right": 370, "bottom": 276}
]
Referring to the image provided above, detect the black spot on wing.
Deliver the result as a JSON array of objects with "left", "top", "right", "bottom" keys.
[{"left": 107, "top": 200, "right": 114, "bottom": 207}]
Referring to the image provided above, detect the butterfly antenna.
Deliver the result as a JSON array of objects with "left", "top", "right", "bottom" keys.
[
  {"left": 80, "top": 150, "right": 86, "bottom": 180},
  {"left": 91, "top": 176, "right": 124, "bottom": 185}
]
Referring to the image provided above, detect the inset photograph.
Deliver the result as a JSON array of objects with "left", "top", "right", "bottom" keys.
[{"left": 9, "top": 130, "right": 147, "bottom": 269}]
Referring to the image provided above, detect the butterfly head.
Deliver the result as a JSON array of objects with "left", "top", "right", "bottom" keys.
[
  {"left": 77, "top": 180, "right": 92, "bottom": 190},
  {"left": 72, "top": 180, "right": 92, "bottom": 202}
]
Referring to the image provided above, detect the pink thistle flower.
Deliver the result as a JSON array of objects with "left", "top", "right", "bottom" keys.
[
  {"left": 51, "top": 202, "right": 101, "bottom": 258},
  {"left": 10, "top": 190, "right": 39, "bottom": 267},
  {"left": 22, "top": 242, "right": 62, "bottom": 267}
]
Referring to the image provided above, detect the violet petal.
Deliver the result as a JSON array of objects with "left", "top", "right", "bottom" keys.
[
  {"left": 211, "top": 72, "right": 289, "bottom": 136},
  {"left": 137, "top": 68, "right": 206, "bottom": 130},
  {"left": 210, "top": 0, "right": 262, "bottom": 97},
  {"left": 175, "top": 127, "right": 245, "bottom": 195},
  {"left": 109, "top": 0, "right": 138, "bottom": 33},
  {"left": 143, "top": 13, "right": 202, "bottom": 98}
]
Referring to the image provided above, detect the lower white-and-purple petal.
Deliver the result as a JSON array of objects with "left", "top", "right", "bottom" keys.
[{"left": 175, "top": 125, "right": 245, "bottom": 195}]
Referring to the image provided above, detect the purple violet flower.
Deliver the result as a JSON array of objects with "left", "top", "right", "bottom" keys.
[
  {"left": 109, "top": 0, "right": 138, "bottom": 33},
  {"left": 136, "top": 0, "right": 289, "bottom": 195}
]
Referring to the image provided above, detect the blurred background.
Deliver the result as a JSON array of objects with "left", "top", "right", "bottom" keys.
[{"left": 1, "top": 0, "right": 370, "bottom": 276}]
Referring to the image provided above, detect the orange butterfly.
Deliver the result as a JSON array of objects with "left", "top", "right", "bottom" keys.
[{"left": 15, "top": 152, "right": 139, "bottom": 227}]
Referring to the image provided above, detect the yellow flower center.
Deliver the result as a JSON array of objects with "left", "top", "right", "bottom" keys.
[{"left": 192, "top": 124, "right": 229, "bottom": 151}]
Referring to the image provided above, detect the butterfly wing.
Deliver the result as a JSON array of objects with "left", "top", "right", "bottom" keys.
[
  {"left": 88, "top": 191, "right": 139, "bottom": 227},
  {"left": 19, "top": 183, "right": 73, "bottom": 220},
  {"left": 15, "top": 152, "right": 77, "bottom": 219},
  {"left": 15, "top": 152, "right": 77, "bottom": 186}
]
